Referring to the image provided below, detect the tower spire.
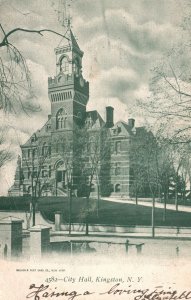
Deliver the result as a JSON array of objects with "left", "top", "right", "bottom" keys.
[{"left": 57, "top": 0, "right": 72, "bottom": 29}]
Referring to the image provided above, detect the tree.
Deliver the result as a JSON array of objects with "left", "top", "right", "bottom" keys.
[
  {"left": 22, "top": 136, "right": 52, "bottom": 226},
  {"left": 0, "top": 21, "right": 69, "bottom": 188},
  {"left": 137, "top": 4, "right": 191, "bottom": 145},
  {"left": 0, "top": 130, "right": 12, "bottom": 168},
  {"left": 0, "top": 24, "right": 68, "bottom": 114},
  {"left": 53, "top": 132, "right": 74, "bottom": 235},
  {"left": 78, "top": 125, "right": 111, "bottom": 235},
  {"left": 136, "top": 20, "right": 191, "bottom": 207}
]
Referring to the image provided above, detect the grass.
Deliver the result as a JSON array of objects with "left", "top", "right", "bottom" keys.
[{"left": 38, "top": 197, "right": 191, "bottom": 227}]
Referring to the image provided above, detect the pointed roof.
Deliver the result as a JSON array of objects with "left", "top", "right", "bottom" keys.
[{"left": 69, "top": 29, "right": 81, "bottom": 52}]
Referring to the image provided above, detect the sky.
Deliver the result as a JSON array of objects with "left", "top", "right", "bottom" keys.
[{"left": 0, "top": 0, "right": 190, "bottom": 195}]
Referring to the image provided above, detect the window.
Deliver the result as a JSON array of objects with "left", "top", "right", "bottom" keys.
[
  {"left": 42, "top": 143, "right": 48, "bottom": 156},
  {"left": 90, "top": 184, "right": 95, "bottom": 192},
  {"left": 28, "top": 186, "right": 32, "bottom": 195},
  {"left": 33, "top": 148, "right": 37, "bottom": 159},
  {"left": 48, "top": 145, "right": 51, "bottom": 156},
  {"left": 60, "top": 56, "right": 69, "bottom": 73},
  {"left": 46, "top": 124, "right": 51, "bottom": 131},
  {"left": 28, "top": 149, "right": 32, "bottom": 159},
  {"left": 28, "top": 168, "right": 31, "bottom": 179},
  {"left": 115, "top": 163, "right": 121, "bottom": 175},
  {"left": 116, "top": 141, "right": 121, "bottom": 154},
  {"left": 33, "top": 167, "right": 37, "bottom": 178},
  {"left": 115, "top": 184, "right": 121, "bottom": 193},
  {"left": 41, "top": 166, "right": 47, "bottom": 178},
  {"left": 48, "top": 166, "right": 52, "bottom": 178},
  {"left": 56, "top": 108, "right": 67, "bottom": 129},
  {"left": 42, "top": 143, "right": 51, "bottom": 157},
  {"left": 62, "top": 143, "right": 65, "bottom": 153},
  {"left": 31, "top": 134, "right": 37, "bottom": 143},
  {"left": 110, "top": 142, "right": 114, "bottom": 153},
  {"left": 73, "top": 59, "right": 79, "bottom": 76}
]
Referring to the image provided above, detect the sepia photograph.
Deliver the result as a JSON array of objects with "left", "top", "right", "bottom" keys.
[{"left": 0, "top": 0, "right": 191, "bottom": 299}]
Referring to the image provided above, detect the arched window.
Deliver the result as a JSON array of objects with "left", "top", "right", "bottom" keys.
[
  {"left": 60, "top": 56, "right": 69, "bottom": 74},
  {"left": 115, "top": 184, "right": 121, "bottom": 193},
  {"left": 56, "top": 108, "right": 67, "bottom": 129},
  {"left": 28, "top": 186, "right": 32, "bottom": 195}
]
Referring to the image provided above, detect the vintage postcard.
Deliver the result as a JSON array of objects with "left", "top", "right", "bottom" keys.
[{"left": 0, "top": 0, "right": 191, "bottom": 299}]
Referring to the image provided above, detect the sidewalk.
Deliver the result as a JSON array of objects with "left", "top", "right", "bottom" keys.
[
  {"left": 50, "top": 230, "right": 191, "bottom": 240},
  {"left": 101, "top": 197, "right": 191, "bottom": 213}
]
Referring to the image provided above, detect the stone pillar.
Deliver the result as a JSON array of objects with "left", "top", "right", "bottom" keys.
[
  {"left": 0, "top": 216, "right": 23, "bottom": 258},
  {"left": 55, "top": 212, "right": 63, "bottom": 231},
  {"left": 29, "top": 225, "right": 51, "bottom": 258}
]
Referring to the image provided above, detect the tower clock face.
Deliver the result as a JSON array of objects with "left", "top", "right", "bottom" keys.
[{"left": 79, "top": 76, "right": 84, "bottom": 87}]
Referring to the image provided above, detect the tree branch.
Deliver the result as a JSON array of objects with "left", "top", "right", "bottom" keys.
[{"left": 0, "top": 26, "right": 70, "bottom": 47}]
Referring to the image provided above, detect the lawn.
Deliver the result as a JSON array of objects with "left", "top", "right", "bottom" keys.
[{"left": 38, "top": 197, "right": 191, "bottom": 227}]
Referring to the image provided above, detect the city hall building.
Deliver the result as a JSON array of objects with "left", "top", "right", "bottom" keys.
[{"left": 9, "top": 28, "right": 144, "bottom": 199}]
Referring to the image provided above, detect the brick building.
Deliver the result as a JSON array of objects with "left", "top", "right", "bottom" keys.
[{"left": 9, "top": 28, "right": 144, "bottom": 199}]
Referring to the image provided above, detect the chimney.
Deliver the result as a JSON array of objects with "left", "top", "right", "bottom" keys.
[
  {"left": 128, "top": 118, "right": 135, "bottom": 128},
  {"left": 106, "top": 106, "right": 114, "bottom": 128}
]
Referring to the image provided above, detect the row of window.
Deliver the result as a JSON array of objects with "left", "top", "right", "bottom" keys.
[
  {"left": 26, "top": 144, "right": 51, "bottom": 159},
  {"left": 111, "top": 141, "right": 121, "bottom": 154},
  {"left": 27, "top": 166, "right": 52, "bottom": 179},
  {"left": 51, "top": 91, "right": 72, "bottom": 102},
  {"left": 25, "top": 140, "right": 124, "bottom": 159}
]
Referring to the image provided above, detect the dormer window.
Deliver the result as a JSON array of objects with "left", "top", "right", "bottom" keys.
[{"left": 31, "top": 134, "right": 37, "bottom": 143}]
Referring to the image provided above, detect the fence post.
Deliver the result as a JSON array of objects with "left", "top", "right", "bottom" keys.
[
  {"left": 125, "top": 239, "right": 129, "bottom": 254},
  {"left": 0, "top": 216, "right": 23, "bottom": 259},
  {"left": 55, "top": 212, "right": 63, "bottom": 231},
  {"left": 29, "top": 225, "right": 51, "bottom": 258}
]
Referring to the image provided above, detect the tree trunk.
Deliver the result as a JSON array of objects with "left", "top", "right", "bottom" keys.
[
  {"left": 97, "top": 183, "right": 100, "bottom": 217},
  {"left": 175, "top": 182, "right": 178, "bottom": 211},
  {"left": 96, "top": 173, "right": 100, "bottom": 217},
  {"left": 135, "top": 189, "right": 138, "bottom": 205},
  {"left": 32, "top": 200, "right": 36, "bottom": 226},
  {"left": 85, "top": 196, "right": 89, "bottom": 236},
  {"left": 151, "top": 197, "right": 155, "bottom": 238},
  {"left": 163, "top": 193, "right": 167, "bottom": 222},
  {"left": 68, "top": 188, "right": 72, "bottom": 235}
]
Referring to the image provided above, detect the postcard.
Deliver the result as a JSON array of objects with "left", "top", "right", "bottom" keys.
[{"left": 0, "top": 0, "right": 191, "bottom": 299}]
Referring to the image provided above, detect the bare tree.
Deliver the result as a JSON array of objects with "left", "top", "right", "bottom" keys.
[
  {"left": 0, "top": 24, "right": 68, "bottom": 114},
  {"left": 22, "top": 137, "right": 51, "bottom": 226},
  {"left": 0, "top": 130, "right": 12, "bottom": 168},
  {"left": 78, "top": 125, "right": 111, "bottom": 235}
]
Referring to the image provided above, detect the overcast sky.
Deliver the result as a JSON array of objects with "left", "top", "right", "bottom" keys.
[{"left": 0, "top": 0, "right": 190, "bottom": 194}]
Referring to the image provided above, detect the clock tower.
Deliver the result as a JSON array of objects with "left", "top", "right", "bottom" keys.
[{"left": 48, "top": 28, "right": 89, "bottom": 132}]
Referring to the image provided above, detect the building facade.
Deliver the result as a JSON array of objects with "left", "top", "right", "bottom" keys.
[{"left": 9, "top": 28, "right": 142, "bottom": 199}]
